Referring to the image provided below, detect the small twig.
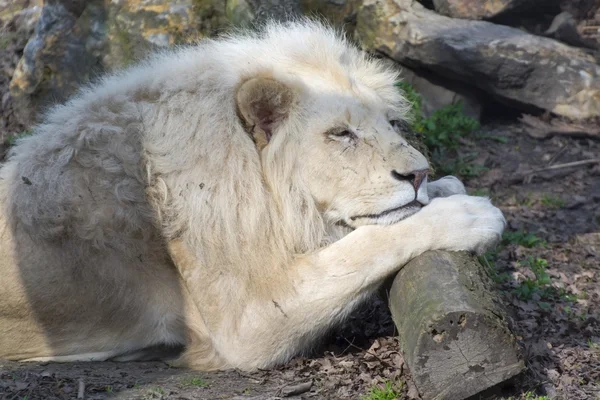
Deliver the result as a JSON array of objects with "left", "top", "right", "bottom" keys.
[
  {"left": 521, "top": 159, "right": 600, "bottom": 175},
  {"left": 77, "top": 378, "right": 85, "bottom": 399},
  {"left": 336, "top": 335, "right": 356, "bottom": 357},
  {"left": 341, "top": 336, "right": 392, "bottom": 367},
  {"left": 520, "top": 114, "right": 600, "bottom": 140},
  {"left": 547, "top": 146, "right": 567, "bottom": 165},
  {"left": 279, "top": 381, "right": 313, "bottom": 397},
  {"left": 509, "top": 159, "right": 600, "bottom": 184},
  {"left": 235, "top": 370, "right": 267, "bottom": 384}
]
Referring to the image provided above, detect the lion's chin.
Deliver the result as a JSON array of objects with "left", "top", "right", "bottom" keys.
[{"left": 348, "top": 201, "right": 423, "bottom": 227}]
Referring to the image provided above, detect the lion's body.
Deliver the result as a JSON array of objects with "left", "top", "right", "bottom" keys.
[{"left": 0, "top": 20, "right": 504, "bottom": 371}]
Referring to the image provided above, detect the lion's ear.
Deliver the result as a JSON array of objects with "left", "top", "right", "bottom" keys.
[{"left": 236, "top": 77, "right": 295, "bottom": 150}]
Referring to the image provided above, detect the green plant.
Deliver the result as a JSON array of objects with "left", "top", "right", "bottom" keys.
[
  {"left": 395, "top": 81, "right": 423, "bottom": 117},
  {"left": 421, "top": 102, "right": 480, "bottom": 151},
  {"left": 361, "top": 381, "right": 403, "bottom": 400},
  {"left": 395, "top": 81, "right": 480, "bottom": 178},
  {"left": 470, "top": 188, "right": 490, "bottom": 197},
  {"left": 540, "top": 194, "right": 566, "bottom": 209},
  {"left": 180, "top": 376, "right": 209, "bottom": 387},
  {"left": 444, "top": 157, "right": 488, "bottom": 178},
  {"left": 514, "top": 257, "right": 552, "bottom": 300},
  {"left": 396, "top": 82, "right": 479, "bottom": 151},
  {"left": 502, "top": 231, "right": 546, "bottom": 248},
  {"left": 523, "top": 392, "right": 550, "bottom": 400}
]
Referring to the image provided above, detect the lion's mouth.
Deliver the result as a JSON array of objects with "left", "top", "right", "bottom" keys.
[{"left": 349, "top": 200, "right": 423, "bottom": 222}]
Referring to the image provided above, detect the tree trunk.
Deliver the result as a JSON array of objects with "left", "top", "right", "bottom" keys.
[{"left": 387, "top": 250, "right": 525, "bottom": 400}]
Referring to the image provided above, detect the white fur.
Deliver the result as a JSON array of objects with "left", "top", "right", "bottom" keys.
[{"left": 0, "top": 19, "right": 504, "bottom": 370}]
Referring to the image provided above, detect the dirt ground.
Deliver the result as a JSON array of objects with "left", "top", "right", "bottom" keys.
[{"left": 0, "top": 120, "right": 598, "bottom": 400}]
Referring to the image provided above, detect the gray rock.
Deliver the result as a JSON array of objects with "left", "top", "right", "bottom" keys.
[
  {"left": 355, "top": 0, "right": 600, "bottom": 120},
  {"left": 227, "top": 0, "right": 302, "bottom": 28},
  {"left": 399, "top": 66, "right": 482, "bottom": 120},
  {"left": 9, "top": 0, "right": 227, "bottom": 125},
  {"left": 432, "top": 0, "right": 545, "bottom": 20},
  {"left": 9, "top": 0, "right": 106, "bottom": 125},
  {"left": 300, "top": 0, "right": 361, "bottom": 35},
  {"left": 0, "top": 0, "right": 43, "bottom": 35}
]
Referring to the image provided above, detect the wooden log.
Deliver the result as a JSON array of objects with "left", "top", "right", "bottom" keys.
[
  {"left": 387, "top": 250, "right": 525, "bottom": 400},
  {"left": 355, "top": 0, "right": 600, "bottom": 120}
]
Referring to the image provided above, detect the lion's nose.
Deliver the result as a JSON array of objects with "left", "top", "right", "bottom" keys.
[{"left": 391, "top": 169, "right": 429, "bottom": 191}]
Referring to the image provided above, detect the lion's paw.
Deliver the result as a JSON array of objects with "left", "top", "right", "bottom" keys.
[
  {"left": 427, "top": 176, "right": 466, "bottom": 199},
  {"left": 418, "top": 194, "right": 506, "bottom": 255}
]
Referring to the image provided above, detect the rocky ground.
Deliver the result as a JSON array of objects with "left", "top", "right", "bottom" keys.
[{"left": 1, "top": 120, "right": 598, "bottom": 400}]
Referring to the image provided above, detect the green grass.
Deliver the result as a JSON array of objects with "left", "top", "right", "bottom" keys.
[
  {"left": 540, "top": 194, "right": 566, "bottom": 209},
  {"left": 448, "top": 157, "right": 488, "bottom": 178},
  {"left": 361, "top": 381, "right": 403, "bottom": 400},
  {"left": 180, "top": 376, "right": 209, "bottom": 387},
  {"left": 396, "top": 81, "right": 479, "bottom": 151},
  {"left": 480, "top": 230, "right": 545, "bottom": 278},
  {"left": 523, "top": 392, "right": 550, "bottom": 400},
  {"left": 513, "top": 257, "right": 552, "bottom": 300},
  {"left": 502, "top": 230, "right": 547, "bottom": 248},
  {"left": 479, "top": 133, "right": 509, "bottom": 143},
  {"left": 395, "top": 81, "right": 481, "bottom": 178},
  {"left": 469, "top": 188, "right": 490, "bottom": 197}
]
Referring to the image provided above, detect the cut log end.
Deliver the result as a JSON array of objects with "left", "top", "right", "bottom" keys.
[
  {"left": 387, "top": 250, "right": 525, "bottom": 400},
  {"left": 411, "top": 310, "right": 523, "bottom": 400}
]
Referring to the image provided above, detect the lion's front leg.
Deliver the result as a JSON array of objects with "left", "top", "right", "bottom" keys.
[
  {"left": 427, "top": 175, "right": 467, "bottom": 199},
  {"left": 169, "top": 195, "right": 504, "bottom": 372}
]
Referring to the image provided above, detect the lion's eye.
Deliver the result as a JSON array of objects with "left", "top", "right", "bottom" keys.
[
  {"left": 327, "top": 128, "right": 357, "bottom": 141},
  {"left": 331, "top": 130, "right": 353, "bottom": 137}
]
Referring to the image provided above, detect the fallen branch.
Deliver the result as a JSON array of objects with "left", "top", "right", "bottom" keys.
[
  {"left": 510, "top": 159, "right": 600, "bottom": 183},
  {"left": 522, "top": 159, "right": 600, "bottom": 174},
  {"left": 77, "top": 378, "right": 85, "bottom": 399},
  {"left": 279, "top": 381, "right": 313, "bottom": 397},
  {"left": 520, "top": 114, "right": 600, "bottom": 140}
]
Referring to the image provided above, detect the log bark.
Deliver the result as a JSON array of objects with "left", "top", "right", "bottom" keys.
[
  {"left": 354, "top": 0, "right": 600, "bottom": 120},
  {"left": 387, "top": 250, "right": 525, "bottom": 400}
]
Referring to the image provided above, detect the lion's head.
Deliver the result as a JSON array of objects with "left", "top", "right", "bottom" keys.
[{"left": 234, "top": 22, "right": 430, "bottom": 230}]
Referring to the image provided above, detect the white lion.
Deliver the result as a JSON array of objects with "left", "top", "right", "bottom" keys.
[{"left": 0, "top": 19, "right": 504, "bottom": 371}]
